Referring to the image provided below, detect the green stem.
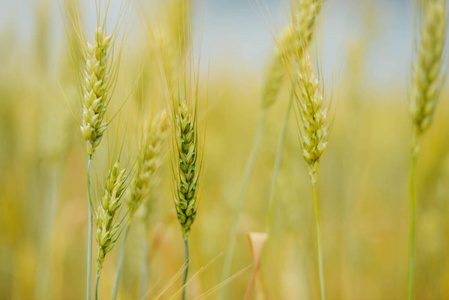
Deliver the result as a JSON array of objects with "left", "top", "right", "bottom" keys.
[
  {"left": 408, "top": 141, "right": 419, "bottom": 300},
  {"left": 182, "top": 235, "right": 189, "bottom": 300},
  {"left": 87, "top": 155, "right": 94, "bottom": 300},
  {"left": 311, "top": 172, "right": 325, "bottom": 300},
  {"left": 95, "top": 274, "right": 100, "bottom": 300},
  {"left": 265, "top": 91, "right": 294, "bottom": 235},
  {"left": 111, "top": 225, "right": 131, "bottom": 300},
  {"left": 219, "top": 109, "right": 267, "bottom": 299}
]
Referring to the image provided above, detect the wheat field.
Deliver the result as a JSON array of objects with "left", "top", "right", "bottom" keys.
[{"left": 1, "top": 0, "right": 449, "bottom": 299}]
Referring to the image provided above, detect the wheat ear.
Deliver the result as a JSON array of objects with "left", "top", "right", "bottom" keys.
[
  {"left": 94, "top": 161, "right": 128, "bottom": 299},
  {"left": 293, "top": 46, "right": 330, "bottom": 300},
  {"left": 408, "top": 1, "right": 447, "bottom": 299},
  {"left": 127, "top": 111, "right": 169, "bottom": 216},
  {"left": 80, "top": 27, "right": 113, "bottom": 156},
  {"left": 265, "top": 0, "right": 323, "bottom": 234},
  {"left": 170, "top": 96, "right": 202, "bottom": 300},
  {"left": 410, "top": 0, "right": 447, "bottom": 150},
  {"left": 81, "top": 26, "right": 115, "bottom": 300},
  {"left": 261, "top": 0, "right": 323, "bottom": 109},
  {"left": 173, "top": 98, "right": 200, "bottom": 236}
]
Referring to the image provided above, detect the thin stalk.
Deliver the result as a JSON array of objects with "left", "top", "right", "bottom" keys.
[
  {"left": 219, "top": 109, "right": 267, "bottom": 299},
  {"left": 310, "top": 172, "right": 325, "bottom": 300},
  {"left": 408, "top": 141, "right": 419, "bottom": 300},
  {"left": 140, "top": 234, "right": 151, "bottom": 298},
  {"left": 87, "top": 155, "right": 94, "bottom": 300},
  {"left": 111, "top": 224, "right": 131, "bottom": 300},
  {"left": 95, "top": 274, "right": 100, "bottom": 300},
  {"left": 182, "top": 235, "right": 189, "bottom": 300},
  {"left": 265, "top": 91, "right": 294, "bottom": 235}
]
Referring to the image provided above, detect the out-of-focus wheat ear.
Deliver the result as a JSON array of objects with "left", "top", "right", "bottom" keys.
[
  {"left": 261, "top": 27, "right": 294, "bottom": 109},
  {"left": 408, "top": 1, "right": 447, "bottom": 299},
  {"left": 127, "top": 110, "right": 169, "bottom": 218},
  {"left": 410, "top": 0, "right": 447, "bottom": 152},
  {"left": 260, "top": 0, "right": 323, "bottom": 109}
]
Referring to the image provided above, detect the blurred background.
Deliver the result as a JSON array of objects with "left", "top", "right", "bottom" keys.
[{"left": 1, "top": 0, "right": 449, "bottom": 299}]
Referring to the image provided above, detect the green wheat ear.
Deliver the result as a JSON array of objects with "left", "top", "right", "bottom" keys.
[{"left": 173, "top": 98, "right": 200, "bottom": 236}]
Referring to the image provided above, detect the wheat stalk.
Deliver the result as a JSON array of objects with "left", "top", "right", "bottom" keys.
[
  {"left": 60, "top": 0, "right": 127, "bottom": 294},
  {"left": 60, "top": 1, "right": 125, "bottom": 297},
  {"left": 292, "top": 47, "right": 330, "bottom": 300},
  {"left": 157, "top": 3, "right": 202, "bottom": 294},
  {"left": 408, "top": 1, "right": 447, "bottom": 298},
  {"left": 82, "top": 24, "right": 118, "bottom": 300},
  {"left": 166, "top": 94, "right": 202, "bottom": 300},
  {"left": 287, "top": 3, "right": 334, "bottom": 294}
]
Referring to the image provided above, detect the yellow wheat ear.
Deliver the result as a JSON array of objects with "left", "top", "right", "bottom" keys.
[
  {"left": 80, "top": 26, "right": 114, "bottom": 155},
  {"left": 293, "top": 51, "right": 329, "bottom": 179},
  {"left": 60, "top": 0, "right": 131, "bottom": 157}
]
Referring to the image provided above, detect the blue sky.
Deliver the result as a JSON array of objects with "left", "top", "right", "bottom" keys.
[{"left": 1, "top": 0, "right": 413, "bottom": 89}]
